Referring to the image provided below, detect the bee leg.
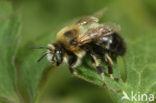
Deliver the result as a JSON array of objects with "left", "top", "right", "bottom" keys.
[
  {"left": 105, "top": 53, "right": 118, "bottom": 81},
  {"left": 69, "top": 54, "right": 78, "bottom": 75},
  {"left": 89, "top": 52, "right": 106, "bottom": 88},
  {"left": 97, "top": 66, "right": 107, "bottom": 88},
  {"left": 108, "top": 65, "right": 114, "bottom": 80}
]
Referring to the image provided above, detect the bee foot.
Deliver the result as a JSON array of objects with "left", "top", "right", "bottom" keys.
[
  {"left": 103, "top": 82, "right": 107, "bottom": 88},
  {"left": 72, "top": 72, "right": 78, "bottom": 75},
  {"left": 109, "top": 74, "right": 115, "bottom": 80}
]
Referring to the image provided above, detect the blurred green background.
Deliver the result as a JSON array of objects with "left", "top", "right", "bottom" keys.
[{"left": 6, "top": 0, "right": 156, "bottom": 103}]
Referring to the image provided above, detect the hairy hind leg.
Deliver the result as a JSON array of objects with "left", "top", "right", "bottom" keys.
[
  {"left": 105, "top": 53, "right": 118, "bottom": 81},
  {"left": 88, "top": 52, "right": 106, "bottom": 87},
  {"left": 105, "top": 53, "right": 114, "bottom": 80},
  {"left": 68, "top": 53, "right": 78, "bottom": 75}
]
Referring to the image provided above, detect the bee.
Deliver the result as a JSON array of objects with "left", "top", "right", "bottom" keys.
[{"left": 32, "top": 10, "right": 126, "bottom": 86}]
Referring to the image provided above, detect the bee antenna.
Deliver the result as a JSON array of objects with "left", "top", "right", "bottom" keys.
[
  {"left": 37, "top": 53, "right": 48, "bottom": 62},
  {"left": 28, "top": 46, "right": 49, "bottom": 50}
]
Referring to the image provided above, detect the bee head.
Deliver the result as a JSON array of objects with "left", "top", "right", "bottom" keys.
[
  {"left": 47, "top": 44, "right": 63, "bottom": 66},
  {"left": 30, "top": 44, "right": 63, "bottom": 66}
]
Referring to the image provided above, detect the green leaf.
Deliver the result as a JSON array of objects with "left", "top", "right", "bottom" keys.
[
  {"left": 0, "top": 2, "right": 53, "bottom": 103},
  {"left": 15, "top": 32, "right": 56, "bottom": 102},
  {"left": 1, "top": 1, "right": 155, "bottom": 103},
  {"left": 0, "top": 1, "right": 156, "bottom": 103},
  {"left": 17, "top": 7, "right": 156, "bottom": 103},
  {"left": 0, "top": 1, "right": 20, "bottom": 103},
  {"left": 76, "top": 30, "right": 156, "bottom": 102}
]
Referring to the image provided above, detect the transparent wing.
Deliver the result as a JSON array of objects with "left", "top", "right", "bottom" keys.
[
  {"left": 76, "top": 24, "right": 117, "bottom": 46},
  {"left": 103, "top": 22, "right": 121, "bottom": 32},
  {"left": 76, "top": 8, "right": 107, "bottom": 25}
]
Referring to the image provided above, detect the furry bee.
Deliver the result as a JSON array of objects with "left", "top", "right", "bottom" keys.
[{"left": 33, "top": 10, "right": 126, "bottom": 86}]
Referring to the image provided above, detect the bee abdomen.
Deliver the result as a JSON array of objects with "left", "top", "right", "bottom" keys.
[{"left": 110, "top": 33, "right": 126, "bottom": 56}]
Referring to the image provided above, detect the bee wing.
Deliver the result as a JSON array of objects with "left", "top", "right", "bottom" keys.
[
  {"left": 76, "top": 24, "right": 116, "bottom": 45},
  {"left": 103, "top": 22, "right": 121, "bottom": 32},
  {"left": 76, "top": 8, "right": 107, "bottom": 25}
]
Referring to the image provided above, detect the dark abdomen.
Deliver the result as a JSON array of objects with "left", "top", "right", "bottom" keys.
[{"left": 109, "top": 33, "right": 126, "bottom": 56}]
